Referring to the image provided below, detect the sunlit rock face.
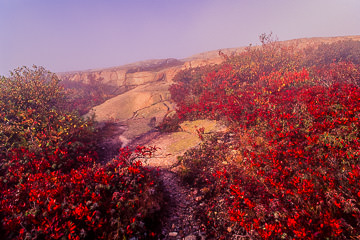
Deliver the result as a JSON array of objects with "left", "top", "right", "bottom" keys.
[
  {"left": 58, "top": 54, "right": 227, "bottom": 130},
  {"left": 58, "top": 58, "right": 190, "bottom": 140},
  {"left": 87, "top": 82, "right": 174, "bottom": 121},
  {"left": 57, "top": 35, "right": 360, "bottom": 141},
  {"left": 58, "top": 58, "right": 184, "bottom": 88}
]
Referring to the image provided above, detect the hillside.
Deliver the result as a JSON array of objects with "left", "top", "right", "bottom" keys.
[
  {"left": 59, "top": 35, "right": 360, "bottom": 238},
  {"left": 58, "top": 35, "right": 360, "bottom": 146},
  {"left": 2, "top": 34, "right": 360, "bottom": 239}
]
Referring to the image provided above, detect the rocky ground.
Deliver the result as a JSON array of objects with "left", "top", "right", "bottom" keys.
[
  {"left": 69, "top": 35, "right": 360, "bottom": 239},
  {"left": 124, "top": 120, "right": 225, "bottom": 239},
  {"left": 87, "top": 119, "right": 211, "bottom": 239},
  {"left": 156, "top": 169, "right": 205, "bottom": 240},
  {"left": 96, "top": 119, "right": 221, "bottom": 239}
]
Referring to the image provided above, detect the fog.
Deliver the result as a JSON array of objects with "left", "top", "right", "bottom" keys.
[{"left": 1, "top": 0, "right": 359, "bottom": 76}]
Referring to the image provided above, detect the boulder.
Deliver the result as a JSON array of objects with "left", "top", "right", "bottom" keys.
[{"left": 88, "top": 82, "right": 174, "bottom": 122}]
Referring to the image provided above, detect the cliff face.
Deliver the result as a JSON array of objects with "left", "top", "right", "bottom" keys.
[
  {"left": 57, "top": 55, "right": 224, "bottom": 141},
  {"left": 58, "top": 57, "right": 224, "bottom": 89},
  {"left": 57, "top": 35, "right": 360, "bottom": 142},
  {"left": 58, "top": 58, "right": 184, "bottom": 88}
]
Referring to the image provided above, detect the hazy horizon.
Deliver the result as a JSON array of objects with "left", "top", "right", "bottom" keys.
[{"left": 1, "top": 0, "right": 360, "bottom": 76}]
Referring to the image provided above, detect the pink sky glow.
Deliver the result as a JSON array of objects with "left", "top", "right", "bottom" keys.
[{"left": 1, "top": 0, "right": 359, "bottom": 76}]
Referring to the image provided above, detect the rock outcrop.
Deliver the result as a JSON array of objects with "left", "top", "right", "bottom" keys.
[
  {"left": 58, "top": 59, "right": 192, "bottom": 141},
  {"left": 58, "top": 53, "right": 230, "bottom": 142},
  {"left": 58, "top": 58, "right": 184, "bottom": 88},
  {"left": 58, "top": 35, "right": 360, "bottom": 143},
  {"left": 55, "top": 35, "right": 360, "bottom": 238}
]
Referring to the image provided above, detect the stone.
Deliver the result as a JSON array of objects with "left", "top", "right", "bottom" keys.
[
  {"left": 184, "top": 235, "right": 197, "bottom": 240},
  {"left": 195, "top": 196, "right": 202, "bottom": 201},
  {"left": 168, "top": 232, "right": 178, "bottom": 237},
  {"left": 58, "top": 58, "right": 184, "bottom": 88},
  {"left": 87, "top": 82, "right": 174, "bottom": 122}
]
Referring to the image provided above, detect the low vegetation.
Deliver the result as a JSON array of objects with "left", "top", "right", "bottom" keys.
[
  {"left": 0, "top": 67, "right": 161, "bottom": 239},
  {"left": 170, "top": 37, "right": 360, "bottom": 239},
  {"left": 1, "top": 36, "right": 360, "bottom": 239}
]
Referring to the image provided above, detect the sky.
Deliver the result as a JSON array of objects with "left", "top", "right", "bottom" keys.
[{"left": 0, "top": 0, "right": 359, "bottom": 76}]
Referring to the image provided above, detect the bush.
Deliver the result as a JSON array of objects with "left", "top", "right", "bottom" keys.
[
  {"left": 169, "top": 39, "right": 360, "bottom": 239},
  {"left": 1, "top": 147, "right": 160, "bottom": 239},
  {"left": 225, "top": 81, "right": 360, "bottom": 239},
  {"left": 61, "top": 75, "right": 126, "bottom": 116},
  {"left": 0, "top": 66, "right": 97, "bottom": 157},
  {"left": 156, "top": 112, "right": 181, "bottom": 133},
  {"left": 0, "top": 66, "right": 162, "bottom": 239},
  {"left": 303, "top": 40, "right": 360, "bottom": 67}
]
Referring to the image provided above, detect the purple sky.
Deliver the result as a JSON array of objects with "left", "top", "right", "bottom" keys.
[{"left": 1, "top": 0, "right": 359, "bottom": 76}]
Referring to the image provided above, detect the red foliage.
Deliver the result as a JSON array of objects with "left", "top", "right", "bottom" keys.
[
  {"left": 171, "top": 51, "right": 360, "bottom": 238},
  {"left": 0, "top": 67, "right": 161, "bottom": 239},
  {"left": 1, "top": 147, "right": 159, "bottom": 239}
]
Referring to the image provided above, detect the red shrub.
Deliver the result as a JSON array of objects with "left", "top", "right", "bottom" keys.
[
  {"left": 1, "top": 147, "right": 160, "bottom": 239},
  {"left": 171, "top": 53, "right": 360, "bottom": 238},
  {"left": 0, "top": 67, "right": 161, "bottom": 239}
]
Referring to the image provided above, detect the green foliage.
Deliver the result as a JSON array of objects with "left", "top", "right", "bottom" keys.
[
  {"left": 0, "top": 66, "right": 96, "bottom": 158},
  {"left": 0, "top": 66, "right": 162, "bottom": 239},
  {"left": 0, "top": 66, "right": 66, "bottom": 112}
]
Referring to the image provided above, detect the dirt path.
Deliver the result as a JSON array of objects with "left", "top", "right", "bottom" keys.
[
  {"left": 110, "top": 119, "right": 224, "bottom": 239},
  {"left": 126, "top": 120, "right": 226, "bottom": 239},
  {"left": 128, "top": 130, "right": 205, "bottom": 239},
  {"left": 156, "top": 169, "right": 204, "bottom": 239}
]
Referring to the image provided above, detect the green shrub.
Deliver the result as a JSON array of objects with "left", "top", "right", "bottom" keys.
[{"left": 0, "top": 66, "right": 162, "bottom": 239}]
